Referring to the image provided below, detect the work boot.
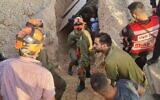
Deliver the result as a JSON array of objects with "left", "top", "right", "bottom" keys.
[
  {"left": 85, "top": 67, "right": 91, "bottom": 78},
  {"left": 86, "top": 70, "right": 91, "bottom": 78},
  {"left": 76, "top": 81, "right": 85, "bottom": 92},
  {"left": 147, "top": 58, "right": 158, "bottom": 65}
]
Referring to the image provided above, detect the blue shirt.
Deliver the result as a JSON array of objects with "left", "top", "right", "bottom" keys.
[{"left": 115, "top": 79, "right": 140, "bottom": 100}]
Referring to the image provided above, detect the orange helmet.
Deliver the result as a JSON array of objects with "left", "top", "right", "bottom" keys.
[
  {"left": 73, "top": 17, "right": 85, "bottom": 30},
  {"left": 15, "top": 27, "right": 44, "bottom": 54},
  {"left": 26, "top": 19, "right": 43, "bottom": 28}
]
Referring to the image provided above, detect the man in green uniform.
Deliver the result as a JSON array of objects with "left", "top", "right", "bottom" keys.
[
  {"left": 73, "top": 17, "right": 93, "bottom": 92},
  {"left": 67, "top": 30, "right": 80, "bottom": 75},
  {"left": 93, "top": 33, "right": 147, "bottom": 87}
]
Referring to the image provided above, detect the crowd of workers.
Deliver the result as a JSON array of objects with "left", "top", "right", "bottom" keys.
[
  {"left": 0, "top": 0, "right": 159, "bottom": 100},
  {"left": 67, "top": 1, "right": 160, "bottom": 100}
]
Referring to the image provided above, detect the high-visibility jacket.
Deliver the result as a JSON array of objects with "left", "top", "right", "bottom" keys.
[{"left": 129, "top": 16, "right": 160, "bottom": 55}]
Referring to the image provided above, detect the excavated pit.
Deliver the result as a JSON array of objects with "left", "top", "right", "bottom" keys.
[{"left": 0, "top": 0, "right": 158, "bottom": 100}]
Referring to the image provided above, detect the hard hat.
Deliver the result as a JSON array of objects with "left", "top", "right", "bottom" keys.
[
  {"left": 15, "top": 27, "right": 44, "bottom": 54},
  {"left": 26, "top": 19, "right": 43, "bottom": 28}
]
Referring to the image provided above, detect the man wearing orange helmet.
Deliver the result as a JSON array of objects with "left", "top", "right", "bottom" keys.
[
  {"left": 0, "top": 22, "right": 55, "bottom": 100},
  {"left": 72, "top": 17, "right": 93, "bottom": 92},
  {"left": 26, "top": 19, "right": 66, "bottom": 100}
]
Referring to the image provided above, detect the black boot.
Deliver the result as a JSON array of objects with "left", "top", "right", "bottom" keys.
[
  {"left": 68, "top": 62, "right": 73, "bottom": 76},
  {"left": 76, "top": 80, "right": 85, "bottom": 92},
  {"left": 86, "top": 69, "right": 91, "bottom": 78},
  {"left": 85, "top": 67, "right": 91, "bottom": 78}
]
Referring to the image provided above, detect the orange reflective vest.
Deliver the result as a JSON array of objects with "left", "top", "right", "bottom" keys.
[{"left": 129, "top": 16, "right": 160, "bottom": 55}]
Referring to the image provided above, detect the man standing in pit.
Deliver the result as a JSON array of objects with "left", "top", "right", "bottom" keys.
[
  {"left": 72, "top": 17, "right": 93, "bottom": 92},
  {"left": 67, "top": 27, "right": 81, "bottom": 75}
]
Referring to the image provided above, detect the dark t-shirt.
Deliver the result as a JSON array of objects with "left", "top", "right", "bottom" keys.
[{"left": 115, "top": 79, "right": 139, "bottom": 100}]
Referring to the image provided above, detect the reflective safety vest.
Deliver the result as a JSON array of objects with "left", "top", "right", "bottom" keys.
[{"left": 129, "top": 16, "right": 160, "bottom": 55}]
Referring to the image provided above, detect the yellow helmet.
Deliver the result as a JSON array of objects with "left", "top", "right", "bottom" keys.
[{"left": 15, "top": 27, "right": 44, "bottom": 55}]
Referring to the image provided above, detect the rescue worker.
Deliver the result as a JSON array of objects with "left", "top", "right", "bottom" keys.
[
  {"left": 0, "top": 26, "right": 55, "bottom": 99},
  {"left": 73, "top": 17, "right": 93, "bottom": 92},
  {"left": 150, "top": 0, "right": 160, "bottom": 16},
  {"left": 67, "top": 26, "right": 81, "bottom": 75},
  {"left": 120, "top": 1, "right": 160, "bottom": 69},
  {"left": 27, "top": 19, "right": 66, "bottom": 99},
  {"left": 94, "top": 33, "right": 147, "bottom": 87}
]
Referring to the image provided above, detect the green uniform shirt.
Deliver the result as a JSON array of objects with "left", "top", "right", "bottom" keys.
[
  {"left": 104, "top": 46, "right": 146, "bottom": 86},
  {"left": 67, "top": 31, "right": 80, "bottom": 49},
  {"left": 78, "top": 30, "right": 92, "bottom": 67}
]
